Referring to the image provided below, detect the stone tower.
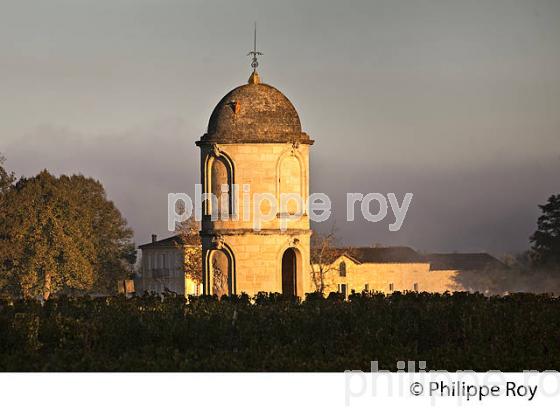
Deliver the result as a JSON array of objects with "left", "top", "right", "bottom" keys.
[{"left": 196, "top": 69, "right": 313, "bottom": 297}]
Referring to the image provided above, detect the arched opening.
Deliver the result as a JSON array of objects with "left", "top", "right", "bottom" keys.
[
  {"left": 210, "top": 249, "right": 232, "bottom": 297},
  {"left": 281, "top": 248, "right": 297, "bottom": 296},
  {"left": 210, "top": 156, "right": 231, "bottom": 216},
  {"left": 278, "top": 155, "right": 302, "bottom": 214},
  {"left": 339, "top": 261, "right": 347, "bottom": 277}
]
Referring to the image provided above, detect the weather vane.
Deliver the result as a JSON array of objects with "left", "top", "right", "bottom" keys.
[{"left": 247, "top": 22, "right": 263, "bottom": 71}]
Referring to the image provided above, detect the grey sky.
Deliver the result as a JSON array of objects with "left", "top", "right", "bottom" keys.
[{"left": 2, "top": 0, "right": 559, "bottom": 255}]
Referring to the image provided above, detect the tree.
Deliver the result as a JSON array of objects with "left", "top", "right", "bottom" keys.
[
  {"left": 60, "top": 175, "right": 136, "bottom": 292},
  {"left": 310, "top": 229, "right": 341, "bottom": 294},
  {"left": 530, "top": 194, "right": 560, "bottom": 268},
  {"left": 0, "top": 154, "right": 16, "bottom": 296},
  {"left": 0, "top": 154, "right": 15, "bottom": 196},
  {"left": 175, "top": 215, "right": 202, "bottom": 288},
  {"left": 0, "top": 169, "right": 136, "bottom": 299},
  {"left": 1, "top": 171, "right": 95, "bottom": 299}
]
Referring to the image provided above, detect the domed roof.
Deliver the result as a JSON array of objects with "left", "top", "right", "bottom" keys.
[{"left": 201, "top": 75, "right": 311, "bottom": 144}]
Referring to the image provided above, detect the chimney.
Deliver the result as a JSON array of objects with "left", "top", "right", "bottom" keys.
[{"left": 151, "top": 234, "right": 157, "bottom": 243}]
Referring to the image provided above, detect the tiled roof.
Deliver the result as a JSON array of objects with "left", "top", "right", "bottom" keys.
[
  {"left": 427, "top": 253, "right": 506, "bottom": 271},
  {"left": 314, "top": 246, "right": 506, "bottom": 272},
  {"left": 138, "top": 235, "right": 183, "bottom": 249},
  {"left": 349, "top": 246, "right": 426, "bottom": 263},
  {"left": 317, "top": 246, "right": 426, "bottom": 264}
]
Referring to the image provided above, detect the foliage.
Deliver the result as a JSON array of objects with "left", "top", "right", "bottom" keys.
[
  {"left": 0, "top": 292, "right": 559, "bottom": 371},
  {"left": 0, "top": 154, "right": 16, "bottom": 294},
  {"left": 531, "top": 194, "right": 560, "bottom": 268},
  {"left": 62, "top": 175, "right": 136, "bottom": 291},
  {"left": 0, "top": 154, "right": 15, "bottom": 196},
  {"left": 175, "top": 216, "right": 202, "bottom": 285},
  {"left": 0, "top": 168, "right": 135, "bottom": 299}
]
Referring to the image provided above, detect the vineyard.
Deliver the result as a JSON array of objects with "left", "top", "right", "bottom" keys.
[{"left": 0, "top": 292, "right": 559, "bottom": 371}]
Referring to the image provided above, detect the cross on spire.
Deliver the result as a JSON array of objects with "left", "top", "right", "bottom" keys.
[{"left": 247, "top": 22, "right": 263, "bottom": 72}]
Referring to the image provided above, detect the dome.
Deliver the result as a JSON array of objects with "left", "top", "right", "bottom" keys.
[{"left": 201, "top": 77, "right": 311, "bottom": 144}]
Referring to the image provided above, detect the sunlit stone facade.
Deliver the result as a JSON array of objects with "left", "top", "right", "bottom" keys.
[{"left": 196, "top": 72, "right": 313, "bottom": 297}]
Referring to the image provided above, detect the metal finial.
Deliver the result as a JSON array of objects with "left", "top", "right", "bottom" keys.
[{"left": 247, "top": 22, "right": 263, "bottom": 72}]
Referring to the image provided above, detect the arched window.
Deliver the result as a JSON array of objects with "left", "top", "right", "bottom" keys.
[
  {"left": 205, "top": 153, "right": 234, "bottom": 218},
  {"left": 211, "top": 249, "right": 232, "bottom": 297},
  {"left": 211, "top": 157, "right": 230, "bottom": 215},
  {"left": 278, "top": 155, "right": 302, "bottom": 214},
  {"left": 339, "top": 261, "right": 347, "bottom": 277}
]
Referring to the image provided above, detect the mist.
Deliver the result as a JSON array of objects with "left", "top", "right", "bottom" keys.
[{"left": 2, "top": 0, "right": 560, "bottom": 255}]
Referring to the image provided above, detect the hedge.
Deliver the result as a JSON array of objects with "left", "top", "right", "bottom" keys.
[{"left": 0, "top": 291, "right": 558, "bottom": 371}]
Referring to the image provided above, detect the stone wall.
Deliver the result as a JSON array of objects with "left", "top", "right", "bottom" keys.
[
  {"left": 200, "top": 142, "right": 312, "bottom": 297},
  {"left": 137, "top": 246, "right": 186, "bottom": 295},
  {"left": 202, "top": 231, "right": 311, "bottom": 296},
  {"left": 313, "top": 255, "right": 464, "bottom": 295}
]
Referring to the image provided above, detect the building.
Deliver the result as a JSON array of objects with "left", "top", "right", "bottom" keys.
[
  {"left": 136, "top": 234, "right": 202, "bottom": 296},
  {"left": 196, "top": 68, "right": 313, "bottom": 297},
  {"left": 135, "top": 232, "right": 505, "bottom": 297},
  {"left": 312, "top": 246, "right": 506, "bottom": 297},
  {"left": 190, "top": 58, "right": 510, "bottom": 298}
]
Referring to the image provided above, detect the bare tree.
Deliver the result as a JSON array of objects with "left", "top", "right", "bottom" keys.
[{"left": 310, "top": 228, "right": 341, "bottom": 294}]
